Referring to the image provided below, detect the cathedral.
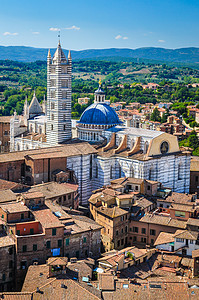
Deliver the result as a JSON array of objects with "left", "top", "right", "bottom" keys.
[{"left": 9, "top": 42, "right": 191, "bottom": 205}]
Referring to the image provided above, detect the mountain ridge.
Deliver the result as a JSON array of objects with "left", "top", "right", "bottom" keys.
[{"left": 1, "top": 45, "right": 199, "bottom": 63}]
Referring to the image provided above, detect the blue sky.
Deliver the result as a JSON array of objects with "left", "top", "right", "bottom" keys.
[{"left": 0, "top": 0, "right": 199, "bottom": 50}]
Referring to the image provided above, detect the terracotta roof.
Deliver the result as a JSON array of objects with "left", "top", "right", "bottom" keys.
[
  {"left": 47, "top": 257, "right": 68, "bottom": 266},
  {"left": 29, "top": 182, "right": 78, "bottom": 199},
  {"left": 22, "top": 264, "right": 101, "bottom": 299},
  {"left": 0, "top": 116, "right": 12, "bottom": 123},
  {"left": 22, "top": 191, "right": 44, "bottom": 199},
  {"left": 187, "top": 218, "right": 199, "bottom": 226},
  {"left": 174, "top": 230, "right": 198, "bottom": 240},
  {"left": 0, "top": 189, "right": 16, "bottom": 203},
  {"left": 99, "top": 273, "right": 115, "bottom": 291},
  {"left": 0, "top": 202, "right": 30, "bottom": 213},
  {"left": 0, "top": 293, "right": 32, "bottom": 299},
  {"left": 96, "top": 206, "right": 128, "bottom": 218},
  {"left": 0, "top": 179, "right": 20, "bottom": 191},
  {"left": 0, "top": 235, "right": 15, "bottom": 248},
  {"left": 170, "top": 203, "right": 195, "bottom": 212},
  {"left": 32, "top": 208, "right": 64, "bottom": 229},
  {"left": 138, "top": 214, "right": 187, "bottom": 229},
  {"left": 192, "top": 249, "right": 199, "bottom": 258},
  {"left": 154, "top": 232, "right": 175, "bottom": 246},
  {"left": 0, "top": 142, "right": 97, "bottom": 163},
  {"left": 163, "top": 192, "right": 193, "bottom": 204}
]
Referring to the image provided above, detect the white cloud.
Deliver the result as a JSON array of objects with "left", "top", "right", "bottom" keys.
[
  {"left": 64, "top": 25, "right": 80, "bottom": 30},
  {"left": 49, "top": 27, "right": 60, "bottom": 32},
  {"left": 32, "top": 31, "right": 40, "bottom": 35},
  {"left": 115, "top": 35, "right": 122, "bottom": 40},
  {"left": 3, "top": 32, "right": 18, "bottom": 36},
  {"left": 158, "top": 39, "right": 165, "bottom": 43},
  {"left": 115, "top": 35, "right": 128, "bottom": 40}
]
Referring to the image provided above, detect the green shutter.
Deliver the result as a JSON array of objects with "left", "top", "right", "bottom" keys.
[
  {"left": 58, "top": 240, "right": 62, "bottom": 247},
  {"left": 33, "top": 244, "right": 37, "bottom": 251},
  {"left": 65, "top": 238, "right": 69, "bottom": 246},
  {"left": 83, "top": 237, "right": 87, "bottom": 243}
]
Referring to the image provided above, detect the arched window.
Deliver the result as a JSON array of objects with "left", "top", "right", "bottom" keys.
[{"left": 178, "top": 163, "right": 183, "bottom": 180}]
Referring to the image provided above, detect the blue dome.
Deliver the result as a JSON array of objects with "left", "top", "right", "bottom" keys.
[{"left": 79, "top": 103, "right": 122, "bottom": 125}]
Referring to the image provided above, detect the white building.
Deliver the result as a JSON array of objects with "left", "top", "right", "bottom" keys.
[{"left": 155, "top": 230, "right": 199, "bottom": 256}]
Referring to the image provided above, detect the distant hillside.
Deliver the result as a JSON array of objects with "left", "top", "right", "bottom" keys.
[{"left": 1, "top": 45, "right": 199, "bottom": 64}]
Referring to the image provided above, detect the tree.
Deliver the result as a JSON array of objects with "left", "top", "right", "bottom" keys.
[
  {"left": 151, "top": 107, "right": 161, "bottom": 122},
  {"left": 188, "top": 131, "right": 199, "bottom": 150}
]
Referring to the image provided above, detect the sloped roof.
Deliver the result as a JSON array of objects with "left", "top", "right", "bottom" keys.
[
  {"left": 154, "top": 232, "right": 175, "bottom": 246},
  {"left": 174, "top": 230, "right": 198, "bottom": 240},
  {"left": 29, "top": 91, "right": 42, "bottom": 115}
]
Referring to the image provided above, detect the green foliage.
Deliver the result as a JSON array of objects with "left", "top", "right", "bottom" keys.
[
  {"left": 180, "top": 130, "right": 199, "bottom": 152},
  {"left": 151, "top": 107, "right": 161, "bottom": 122}
]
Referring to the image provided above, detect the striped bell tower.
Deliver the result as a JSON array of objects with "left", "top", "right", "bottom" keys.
[{"left": 46, "top": 41, "right": 72, "bottom": 145}]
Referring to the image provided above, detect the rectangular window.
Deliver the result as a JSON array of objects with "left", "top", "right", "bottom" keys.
[
  {"left": 52, "top": 228, "right": 57, "bottom": 236},
  {"left": 65, "top": 238, "right": 69, "bottom": 246},
  {"left": 9, "top": 248, "right": 13, "bottom": 255},
  {"left": 150, "top": 229, "right": 156, "bottom": 236},
  {"left": 2, "top": 274, "right": 6, "bottom": 281},
  {"left": 141, "top": 237, "right": 147, "bottom": 243},
  {"left": 190, "top": 240, "right": 194, "bottom": 244},
  {"left": 133, "top": 236, "right": 137, "bottom": 242},
  {"left": 116, "top": 230, "right": 118, "bottom": 236},
  {"left": 16, "top": 230, "right": 20, "bottom": 236},
  {"left": 175, "top": 211, "right": 185, "bottom": 218},
  {"left": 133, "top": 227, "right": 138, "bottom": 233},
  {"left": 176, "top": 238, "right": 184, "bottom": 243},
  {"left": 21, "top": 213, "right": 24, "bottom": 220},
  {"left": 46, "top": 241, "right": 51, "bottom": 249},
  {"left": 121, "top": 239, "right": 124, "bottom": 245},
  {"left": 30, "top": 228, "right": 34, "bottom": 235},
  {"left": 151, "top": 239, "right": 154, "bottom": 244},
  {"left": 58, "top": 240, "right": 62, "bottom": 247},
  {"left": 76, "top": 251, "right": 79, "bottom": 258},
  {"left": 135, "top": 186, "right": 138, "bottom": 191},
  {"left": 83, "top": 237, "right": 87, "bottom": 243},
  {"left": 33, "top": 244, "right": 37, "bottom": 251},
  {"left": 147, "top": 185, "right": 150, "bottom": 190},
  {"left": 22, "top": 245, "right": 27, "bottom": 252},
  {"left": 142, "top": 228, "right": 146, "bottom": 234}
]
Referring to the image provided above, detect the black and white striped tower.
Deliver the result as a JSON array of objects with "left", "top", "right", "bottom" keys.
[{"left": 46, "top": 42, "right": 72, "bottom": 145}]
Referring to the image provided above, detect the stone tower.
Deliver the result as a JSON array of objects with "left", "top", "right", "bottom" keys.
[{"left": 46, "top": 42, "right": 72, "bottom": 145}]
